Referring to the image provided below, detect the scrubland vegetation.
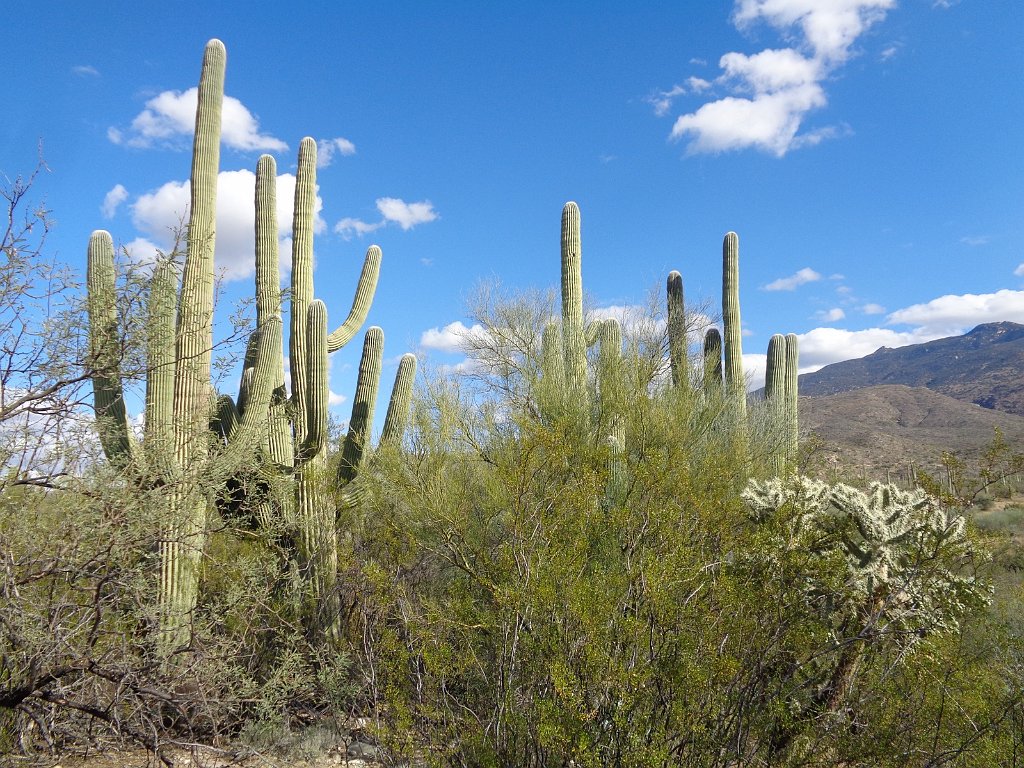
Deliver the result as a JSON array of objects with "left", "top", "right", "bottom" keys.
[{"left": 3, "top": 40, "right": 1024, "bottom": 768}]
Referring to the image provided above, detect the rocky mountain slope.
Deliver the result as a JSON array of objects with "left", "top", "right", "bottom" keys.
[{"left": 799, "top": 321, "right": 1024, "bottom": 416}]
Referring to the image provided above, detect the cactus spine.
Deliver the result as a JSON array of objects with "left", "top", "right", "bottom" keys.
[{"left": 722, "top": 232, "right": 745, "bottom": 418}]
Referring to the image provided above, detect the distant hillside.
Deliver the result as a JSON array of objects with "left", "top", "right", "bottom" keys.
[
  {"left": 799, "top": 321, "right": 1024, "bottom": 416},
  {"left": 800, "top": 384, "right": 1024, "bottom": 479}
]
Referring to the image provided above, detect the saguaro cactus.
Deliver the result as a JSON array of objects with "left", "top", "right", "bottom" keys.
[
  {"left": 561, "top": 202, "right": 588, "bottom": 409},
  {"left": 785, "top": 332, "right": 800, "bottom": 466},
  {"left": 87, "top": 41, "right": 416, "bottom": 649},
  {"left": 703, "top": 328, "right": 723, "bottom": 394},
  {"left": 722, "top": 232, "right": 745, "bottom": 419},
  {"left": 666, "top": 270, "right": 690, "bottom": 392},
  {"left": 86, "top": 40, "right": 285, "bottom": 647},
  {"left": 764, "top": 334, "right": 787, "bottom": 475}
]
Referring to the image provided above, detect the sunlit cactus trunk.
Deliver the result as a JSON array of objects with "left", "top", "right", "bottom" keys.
[
  {"left": 764, "top": 334, "right": 787, "bottom": 476},
  {"left": 666, "top": 270, "right": 690, "bottom": 392},
  {"left": 560, "top": 202, "right": 588, "bottom": 411},
  {"left": 722, "top": 231, "right": 744, "bottom": 419},
  {"left": 785, "top": 332, "right": 800, "bottom": 468}
]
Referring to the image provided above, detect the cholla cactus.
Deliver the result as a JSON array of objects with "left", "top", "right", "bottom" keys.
[{"left": 743, "top": 476, "right": 988, "bottom": 636}]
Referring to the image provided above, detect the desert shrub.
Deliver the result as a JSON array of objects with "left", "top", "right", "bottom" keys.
[{"left": 342, "top": 287, "right": 1023, "bottom": 767}]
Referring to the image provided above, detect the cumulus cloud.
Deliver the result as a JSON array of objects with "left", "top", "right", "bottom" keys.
[
  {"left": 861, "top": 303, "right": 886, "bottom": 315},
  {"left": 101, "top": 184, "right": 129, "bottom": 218},
  {"left": 886, "top": 289, "right": 1024, "bottom": 337},
  {"left": 815, "top": 307, "right": 846, "bottom": 322},
  {"left": 328, "top": 390, "right": 348, "bottom": 408},
  {"left": 762, "top": 267, "right": 822, "bottom": 291},
  {"left": 667, "top": 0, "right": 893, "bottom": 156},
  {"left": 419, "top": 321, "right": 490, "bottom": 354},
  {"left": 110, "top": 88, "right": 287, "bottom": 152},
  {"left": 130, "top": 169, "right": 325, "bottom": 280},
  {"left": 1014, "top": 264, "right": 1024, "bottom": 277},
  {"left": 335, "top": 217, "right": 384, "bottom": 240},
  {"left": 377, "top": 198, "right": 438, "bottom": 230},
  {"left": 317, "top": 137, "right": 356, "bottom": 168},
  {"left": 794, "top": 325, "right": 939, "bottom": 372},
  {"left": 337, "top": 198, "right": 439, "bottom": 239}
]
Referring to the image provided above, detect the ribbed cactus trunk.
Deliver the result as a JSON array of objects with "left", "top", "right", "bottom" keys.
[
  {"left": 666, "top": 270, "right": 690, "bottom": 392},
  {"left": 764, "top": 334, "right": 787, "bottom": 476},
  {"left": 703, "top": 328, "right": 723, "bottom": 396},
  {"left": 785, "top": 333, "right": 800, "bottom": 468},
  {"left": 162, "top": 39, "right": 226, "bottom": 648},
  {"left": 722, "top": 232, "right": 745, "bottom": 419},
  {"left": 561, "top": 202, "right": 588, "bottom": 411},
  {"left": 381, "top": 353, "right": 418, "bottom": 447}
]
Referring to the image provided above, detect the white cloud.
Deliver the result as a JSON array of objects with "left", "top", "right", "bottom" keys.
[
  {"left": 317, "top": 137, "right": 356, "bottom": 168},
  {"left": 960, "top": 235, "right": 990, "bottom": 246},
  {"left": 795, "top": 325, "right": 939, "bottom": 372},
  {"left": 111, "top": 87, "right": 287, "bottom": 152},
  {"left": 130, "top": 169, "right": 325, "bottom": 281},
  {"left": 672, "top": 84, "right": 827, "bottom": 156},
  {"left": 335, "top": 217, "right": 384, "bottom": 240},
  {"left": 335, "top": 197, "right": 439, "bottom": 239},
  {"left": 720, "top": 48, "right": 821, "bottom": 92},
  {"left": 101, "top": 184, "right": 129, "bottom": 218},
  {"left": 328, "top": 390, "right": 348, "bottom": 408},
  {"left": 649, "top": 84, "right": 688, "bottom": 116},
  {"left": 732, "top": 0, "right": 895, "bottom": 64},
  {"left": 419, "top": 321, "right": 489, "bottom": 354},
  {"left": 377, "top": 198, "right": 438, "bottom": 230},
  {"left": 1014, "top": 264, "right": 1024, "bottom": 277},
  {"left": 72, "top": 65, "right": 99, "bottom": 77},
  {"left": 861, "top": 303, "right": 886, "bottom": 315},
  {"left": 668, "top": 0, "right": 893, "bottom": 156},
  {"left": 743, "top": 353, "right": 768, "bottom": 391},
  {"left": 879, "top": 44, "right": 900, "bottom": 61},
  {"left": 815, "top": 307, "right": 846, "bottom": 322},
  {"left": 886, "top": 289, "right": 1024, "bottom": 337},
  {"left": 762, "top": 266, "right": 822, "bottom": 291}
]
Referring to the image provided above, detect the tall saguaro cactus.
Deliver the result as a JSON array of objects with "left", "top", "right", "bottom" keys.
[
  {"left": 561, "top": 202, "right": 588, "bottom": 410},
  {"left": 87, "top": 40, "right": 280, "bottom": 647},
  {"left": 87, "top": 40, "right": 416, "bottom": 649},
  {"left": 722, "top": 232, "right": 745, "bottom": 419}
]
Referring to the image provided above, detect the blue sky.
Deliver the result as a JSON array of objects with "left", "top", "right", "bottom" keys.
[{"left": 4, "top": 1, "right": 1023, "bottom": 421}]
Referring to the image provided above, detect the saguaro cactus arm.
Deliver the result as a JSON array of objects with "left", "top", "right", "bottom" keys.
[
  {"left": 326, "top": 245, "right": 382, "bottom": 353},
  {"left": 381, "top": 353, "right": 418, "bottom": 447},
  {"left": 338, "top": 326, "right": 385, "bottom": 486}
]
